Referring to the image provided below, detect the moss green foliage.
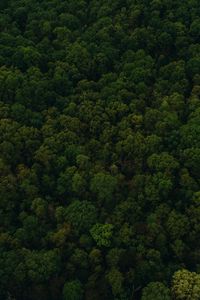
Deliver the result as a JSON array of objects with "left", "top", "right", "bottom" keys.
[
  {"left": 63, "top": 280, "right": 83, "bottom": 300},
  {"left": 90, "top": 223, "right": 114, "bottom": 247},
  {"left": 0, "top": 0, "right": 200, "bottom": 299},
  {"left": 172, "top": 270, "right": 200, "bottom": 300},
  {"left": 141, "top": 282, "right": 171, "bottom": 300},
  {"left": 65, "top": 200, "right": 97, "bottom": 232}
]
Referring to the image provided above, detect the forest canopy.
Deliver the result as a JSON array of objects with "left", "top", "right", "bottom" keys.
[{"left": 0, "top": 0, "right": 200, "bottom": 299}]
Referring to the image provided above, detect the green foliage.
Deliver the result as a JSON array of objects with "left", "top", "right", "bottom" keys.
[
  {"left": 0, "top": 0, "right": 200, "bottom": 299},
  {"left": 90, "top": 223, "right": 114, "bottom": 247},
  {"left": 24, "top": 249, "right": 61, "bottom": 282},
  {"left": 90, "top": 172, "right": 117, "bottom": 202},
  {"left": 106, "top": 268, "right": 124, "bottom": 297},
  {"left": 63, "top": 280, "right": 83, "bottom": 300},
  {"left": 65, "top": 200, "right": 97, "bottom": 232},
  {"left": 141, "top": 282, "right": 171, "bottom": 300},
  {"left": 172, "top": 269, "right": 200, "bottom": 300}
]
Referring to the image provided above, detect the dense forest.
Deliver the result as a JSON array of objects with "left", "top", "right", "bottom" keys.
[{"left": 0, "top": 0, "right": 200, "bottom": 299}]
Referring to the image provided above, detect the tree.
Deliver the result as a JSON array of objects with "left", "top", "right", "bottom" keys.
[
  {"left": 63, "top": 280, "right": 83, "bottom": 300},
  {"left": 13, "top": 46, "right": 42, "bottom": 70},
  {"left": 65, "top": 200, "right": 97, "bottom": 232},
  {"left": 24, "top": 249, "right": 61, "bottom": 283},
  {"left": 147, "top": 152, "right": 179, "bottom": 174},
  {"left": 106, "top": 268, "right": 124, "bottom": 297},
  {"left": 72, "top": 173, "right": 86, "bottom": 195},
  {"left": 141, "top": 282, "right": 171, "bottom": 300},
  {"left": 90, "top": 172, "right": 117, "bottom": 203},
  {"left": 165, "top": 210, "right": 189, "bottom": 240},
  {"left": 172, "top": 269, "right": 200, "bottom": 300},
  {"left": 90, "top": 224, "right": 114, "bottom": 247}
]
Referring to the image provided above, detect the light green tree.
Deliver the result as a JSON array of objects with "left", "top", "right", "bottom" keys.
[
  {"left": 90, "top": 223, "right": 114, "bottom": 247},
  {"left": 172, "top": 269, "right": 200, "bottom": 300}
]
